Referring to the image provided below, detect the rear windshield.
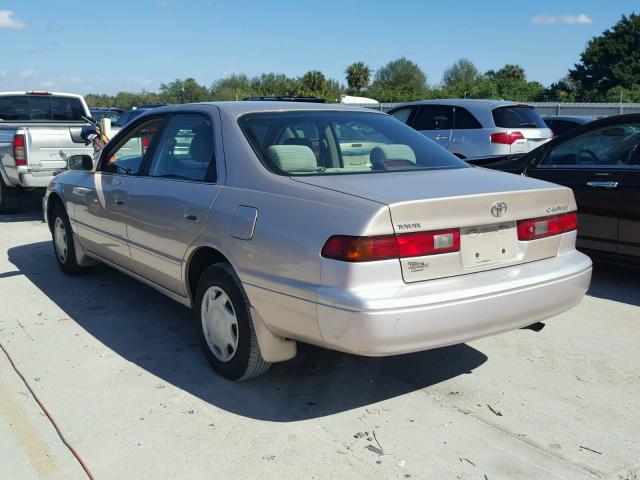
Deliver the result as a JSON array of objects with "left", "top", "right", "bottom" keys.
[
  {"left": 492, "top": 106, "right": 546, "bottom": 129},
  {"left": 0, "top": 95, "right": 86, "bottom": 122},
  {"left": 239, "top": 111, "right": 468, "bottom": 176}
]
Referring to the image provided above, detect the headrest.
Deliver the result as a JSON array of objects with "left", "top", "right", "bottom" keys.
[
  {"left": 266, "top": 145, "right": 317, "bottom": 172},
  {"left": 370, "top": 144, "right": 417, "bottom": 164}
]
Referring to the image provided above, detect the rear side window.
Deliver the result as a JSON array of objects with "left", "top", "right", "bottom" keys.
[
  {"left": 492, "top": 106, "right": 545, "bottom": 128},
  {"left": 390, "top": 107, "right": 414, "bottom": 124},
  {"left": 0, "top": 95, "right": 85, "bottom": 122},
  {"left": 412, "top": 106, "right": 453, "bottom": 130},
  {"left": 454, "top": 107, "right": 482, "bottom": 129}
]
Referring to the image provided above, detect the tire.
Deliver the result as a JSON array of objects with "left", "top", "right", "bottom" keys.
[
  {"left": 195, "top": 263, "right": 271, "bottom": 380},
  {"left": 51, "top": 204, "right": 86, "bottom": 276},
  {"left": 0, "top": 175, "right": 21, "bottom": 214}
]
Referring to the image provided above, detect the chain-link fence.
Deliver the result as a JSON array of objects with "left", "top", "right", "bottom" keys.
[{"left": 349, "top": 102, "right": 640, "bottom": 117}]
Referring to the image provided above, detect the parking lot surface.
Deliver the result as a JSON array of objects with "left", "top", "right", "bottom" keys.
[{"left": 1, "top": 195, "right": 639, "bottom": 480}]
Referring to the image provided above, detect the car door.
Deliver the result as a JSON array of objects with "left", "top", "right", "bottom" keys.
[
  {"left": 411, "top": 105, "right": 453, "bottom": 150},
  {"left": 73, "top": 116, "right": 167, "bottom": 270},
  {"left": 618, "top": 141, "right": 640, "bottom": 258},
  {"left": 450, "top": 106, "right": 483, "bottom": 158},
  {"left": 527, "top": 121, "right": 640, "bottom": 254},
  {"left": 125, "top": 112, "right": 222, "bottom": 296}
]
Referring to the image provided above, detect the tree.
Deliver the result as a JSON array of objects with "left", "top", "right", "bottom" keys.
[
  {"left": 182, "top": 78, "right": 210, "bottom": 103},
  {"left": 249, "top": 73, "right": 302, "bottom": 97},
  {"left": 345, "top": 62, "right": 371, "bottom": 93},
  {"left": 211, "top": 74, "right": 251, "bottom": 100},
  {"left": 485, "top": 64, "right": 541, "bottom": 101},
  {"left": 570, "top": 13, "right": 640, "bottom": 98},
  {"left": 368, "top": 57, "right": 428, "bottom": 102},
  {"left": 300, "top": 70, "right": 327, "bottom": 97},
  {"left": 442, "top": 59, "right": 480, "bottom": 97},
  {"left": 538, "top": 76, "right": 580, "bottom": 102}
]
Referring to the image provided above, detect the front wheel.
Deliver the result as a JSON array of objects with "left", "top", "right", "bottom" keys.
[
  {"left": 195, "top": 263, "right": 271, "bottom": 380},
  {"left": 51, "top": 204, "right": 87, "bottom": 275}
]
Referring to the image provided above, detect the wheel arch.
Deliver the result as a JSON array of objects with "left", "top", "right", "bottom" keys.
[
  {"left": 46, "top": 193, "right": 65, "bottom": 233},
  {"left": 185, "top": 245, "right": 297, "bottom": 364},
  {"left": 185, "top": 246, "right": 231, "bottom": 301}
]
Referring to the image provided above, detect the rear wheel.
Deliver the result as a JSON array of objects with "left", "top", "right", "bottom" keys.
[
  {"left": 195, "top": 263, "right": 271, "bottom": 380},
  {"left": 0, "top": 176, "right": 20, "bottom": 214},
  {"left": 51, "top": 204, "right": 87, "bottom": 275}
]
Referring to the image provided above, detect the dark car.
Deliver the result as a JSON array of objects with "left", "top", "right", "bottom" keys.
[
  {"left": 518, "top": 114, "right": 640, "bottom": 265},
  {"left": 542, "top": 115, "right": 595, "bottom": 137},
  {"left": 114, "top": 106, "right": 164, "bottom": 128},
  {"left": 90, "top": 107, "right": 124, "bottom": 124}
]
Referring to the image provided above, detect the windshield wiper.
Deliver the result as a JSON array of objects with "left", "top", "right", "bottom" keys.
[{"left": 517, "top": 122, "right": 537, "bottom": 128}]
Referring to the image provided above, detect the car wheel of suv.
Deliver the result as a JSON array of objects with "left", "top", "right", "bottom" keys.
[
  {"left": 0, "top": 176, "right": 21, "bottom": 214},
  {"left": 195, "top": 263, "right": 271, "bottom": 380},
  {"left": 51, "top": 204, "right": 86, "bottom": 276}
]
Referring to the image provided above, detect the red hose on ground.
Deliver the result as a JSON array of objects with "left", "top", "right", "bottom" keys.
[{"left": 0, "top": 341, "right": 96, "bottom": 480}]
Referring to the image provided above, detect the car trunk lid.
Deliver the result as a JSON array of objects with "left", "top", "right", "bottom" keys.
[{"left": 296, "top": 167, "right": 575, "bottom": 282}]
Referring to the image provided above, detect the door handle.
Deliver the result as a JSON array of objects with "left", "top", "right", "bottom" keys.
[
  {"left": 586, "top": 181, "right": 619, "bottom": 189},
  {"left": 115, "top": 199, "right": 125, "bottom": 206},
  {"left": 184, "top": 214, "right": 199, "bottom": 222},
  {"left": 435, "top": 135, "right": 449, "bottom": 140}
]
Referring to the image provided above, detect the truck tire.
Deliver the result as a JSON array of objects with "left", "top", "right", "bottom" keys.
[
  {"left": 195, "top": 262, "right": 271, "bottom": 380},
  {"left": 0, "top": 175, "right": 21, "bottom": 214}
]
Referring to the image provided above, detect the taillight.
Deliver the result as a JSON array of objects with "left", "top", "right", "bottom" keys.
[
  {"left": 321, "top": 228, "right": 460, "bottom": 262},
  {"left": 517, "top": 212, "right": 577, "bottom": 241},
  {"left": 141, "top": 135, "right": 150, "bottom": 154},
  {"left": 490, "top": 131, "right": 525, "bottom": 145},
  {"left": 12, "top": 134, "right": 26, "bottom": 166}
]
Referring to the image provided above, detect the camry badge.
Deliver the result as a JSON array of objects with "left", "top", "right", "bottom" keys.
[{"left": 491, "top": 201, "right": 508, "bottom": 218}]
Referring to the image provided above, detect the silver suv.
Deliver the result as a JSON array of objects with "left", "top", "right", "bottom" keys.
[{"left": 388, "top": 99, "right": 552, "bottom": 160}]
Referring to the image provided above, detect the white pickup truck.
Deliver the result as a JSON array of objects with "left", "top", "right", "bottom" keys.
[{"left": 0, "top": 91, "right": 94, "bottom": 213}]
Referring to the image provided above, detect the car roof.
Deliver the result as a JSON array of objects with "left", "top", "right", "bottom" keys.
[
  {"left": 147, "top": 101, "right": 385, "bottom": 116},
  {"left": 389, "top": 99, "right": 528, "bottom": 110}
]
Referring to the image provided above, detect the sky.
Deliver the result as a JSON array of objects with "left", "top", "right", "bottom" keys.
[{"left": 0, "top": 0, "right": 638, "bottom": 95}]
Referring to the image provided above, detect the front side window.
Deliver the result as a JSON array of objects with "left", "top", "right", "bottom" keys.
[
  {"left": 147, "top": 114, "right": 215, "bottom": 182},
  {"left": 101, "top": 118, "right": 166, "bottom": 175},
  {"left": 239, "top": 111, "right": 468, "bottom": 176},
  {"left": 543, "top": 123, "right": 640, "bottom": 168},
  {"left": 412, "top": 106, "right": 453, "bottom": 131}
]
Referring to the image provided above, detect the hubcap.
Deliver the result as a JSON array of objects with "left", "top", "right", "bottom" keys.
[
  {"left": 54, "top": 217, "right": 68, "bottom": 264},
  {"left": 201, "top": 286, "right": 239, "bottom": 362}
]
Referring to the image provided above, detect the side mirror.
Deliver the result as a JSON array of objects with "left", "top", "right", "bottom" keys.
[{"left": 67, "top": 154, "right": 93, "bottom": 171}]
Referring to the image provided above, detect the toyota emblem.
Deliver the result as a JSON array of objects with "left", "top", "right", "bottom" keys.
[{"left": 491, "top": 201, "right": 508, "bottom": 217}]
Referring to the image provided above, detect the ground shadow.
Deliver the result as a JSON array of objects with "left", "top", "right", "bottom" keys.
[
  {"left": 8, "top": 240, "right": 487, "bottom": 422},
  {"left": 587, "top": 261, "right": 640, "bottom": 308}
]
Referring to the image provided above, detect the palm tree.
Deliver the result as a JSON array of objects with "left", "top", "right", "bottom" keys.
[{"left": 345, "top": 62, "right": 371, "bottom": 94}]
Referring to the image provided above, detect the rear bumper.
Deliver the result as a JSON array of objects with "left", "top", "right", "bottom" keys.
[
  {"left": 316, "top": 250, "right": 592, "bottom": 356},
  {"left": 19, "top": 171, "right": 60, "bottom": 188}
]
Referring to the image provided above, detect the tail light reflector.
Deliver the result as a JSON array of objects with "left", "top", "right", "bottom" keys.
[
  {"left": 517, "top": 212, "right": 577, "bottom": 241},
  {"left": 321, "top": 228, "right": 460, "bottom": 262},
  {"left": 12, "top": 134, "right": 26, "bottom": 166},
  {"left": 490, "top": 131, "right": 525, "bottom": 145}
]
